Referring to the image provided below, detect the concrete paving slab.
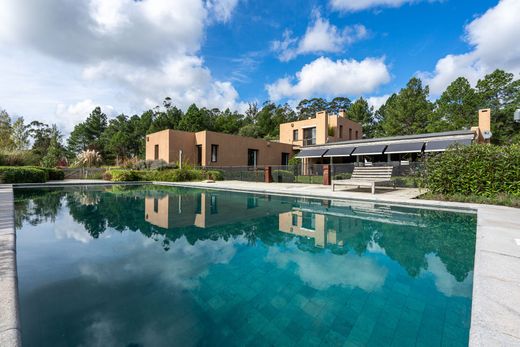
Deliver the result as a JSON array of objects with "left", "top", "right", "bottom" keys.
[{"left": 0, "top": 185, "right": 20, "bottom": 347}]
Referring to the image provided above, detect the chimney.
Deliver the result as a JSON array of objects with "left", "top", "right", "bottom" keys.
[
  {"left": 338, "top": 109, "right": 347, "bottom": 118},
  {"left": 478, "top": 109, "right": 491, "bottom": 133}
]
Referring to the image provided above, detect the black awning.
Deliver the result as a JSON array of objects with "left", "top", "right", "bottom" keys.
[
  {"left": 323, "top": 146, "right": 356, "bottom": 157},
  {"left": 425, "top": 138, "right": 472, "bottom": 152},
  {"left": 385, "top": 142, "right": 425, "bottom": 154},
  {"left": 295, "top": 148, "right": 328, "bottom": 158},
  {"left": 352, "top": 144, "right": 387, "bottom": 156}
]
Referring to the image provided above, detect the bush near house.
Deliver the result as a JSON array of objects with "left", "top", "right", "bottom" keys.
[
  {"left": 0, "top": 167, "right": 47, "bottom": 183},
  {"left": 109, "top": 168, "right": 223, "bottom": 182},
  {"left": 424, "top": 144, "right": 520, "bottom": 197},
  {"left": 0, "top": 166, "right": 65, "bottom": 183}
]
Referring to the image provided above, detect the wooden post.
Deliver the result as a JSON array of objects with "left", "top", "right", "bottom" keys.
[
  {"left": 264, "top": 166, "right": 273, "bottom": 183},
  {"left": 323, "top": 164, "right": 331, "bottom": 185}
]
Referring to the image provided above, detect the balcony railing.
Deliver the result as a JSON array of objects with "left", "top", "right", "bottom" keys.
[{"left": 303, "top": 137, "right": 316, "bottom": 146}]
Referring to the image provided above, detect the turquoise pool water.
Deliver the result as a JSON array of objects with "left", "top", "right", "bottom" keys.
[{"left": 14, "top": 185, "right": 476, "bottom": 346}]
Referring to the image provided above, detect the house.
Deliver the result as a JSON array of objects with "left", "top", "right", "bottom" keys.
[
  {"left": 295, "top": 109, "right": 492, "bottom": 166},
  {"left": 145, "top": 109, "right": 363, "bottom": 166},
  {"left": 145, "top": 129, "right": 294, "bottom": 167},
  {"left": 279, "top": 110, "right": 363, "bottom": 147}
]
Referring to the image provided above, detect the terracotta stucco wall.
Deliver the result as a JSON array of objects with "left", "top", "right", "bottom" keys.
[
  {"left": 329, "top": 115, "right": 363, "bottom": 141},
  {"left": 201, "top": 131, "right": 294, "bottom": 167},
  {"left": 279, "top": 111, "right": 328, "bottom": 146},
  {"left": 145, "top": 130, "right": 171, "bottom": 162}
]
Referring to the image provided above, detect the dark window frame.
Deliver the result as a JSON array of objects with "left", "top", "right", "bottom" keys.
[
  {"left": 211, "top": 144, "right": 218, "bottom": 162},
  {"left": 154, "top": 144, "right": 159, "bottom": 160},
  {"left": 293, "top": 129, "right": 298, "bottom": 141}
]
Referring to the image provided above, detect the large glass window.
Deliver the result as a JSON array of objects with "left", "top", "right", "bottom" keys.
[
  {"left": 211, "top": 144, "right": 218, "bottom": 162},
  {"left": 281, "top": 152, "right": 289, "bottom": 166},
  {"left": 248, "top": 149, "right": 258, "bottom": 166},
  {"left": 303, "top": 127, "right": 316, "bottom": 145}
]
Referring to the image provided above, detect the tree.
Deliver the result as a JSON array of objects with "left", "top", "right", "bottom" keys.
[
  {"left": 11, "top": 117, "right": 30, "bottom": 150},
  {"left": 475, "top": 69, "right": 520, "bottom": 144},
  {"left": 0, "top": 110, "right": 14, "bottom": 150},
  {"left": 213, "top": 109, "right": 244, "bottom": 134},
  {"left": 328, "top": 97, "right": 352, "bottom": 114},
  {"left": 68, "top": 107, "right": 108, "bottom": 155},
  {"left": 348, "top": 98, "right": 375, "bottom": 138},
  {"left": 379, "top": 77, "right": 433, "bottom": 136},
  {"left": 296, "top": 98, "right": 328, "bottom": 119},
  {"left": 178, "top": 104, "right": 211, "bottom": 132},
  {"left": 41, "top": 125, "right": 64, "bottom": 168},
  {"left": 238, "top": 124, "right": 263, "bottom": 138},
  {"left": 29, "top": 121, "right": 53, "bottom": 159},
  {"left": 430, "top": 77, "right": 479, "bottom": 132}
]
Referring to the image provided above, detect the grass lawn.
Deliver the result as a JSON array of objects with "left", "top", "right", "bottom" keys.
[{"left": 419, "top": 192, "right": 520, "bottom": 208}]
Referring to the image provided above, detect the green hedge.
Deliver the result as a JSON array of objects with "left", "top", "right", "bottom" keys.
[
  {"left": 0, "top": 167, "right": 47, "bottom": 183},
  {"left": 26, "top": 167, "right": 65, "bottom": 181},
  {"left": 109, "top": 168, "right": 223, "bottom": 182},
  {"left": 110, "top": 169, "right": 141, "bottom": 181},
  {"left": 425, "top": 144, "right": 520, "bottom": 197}
]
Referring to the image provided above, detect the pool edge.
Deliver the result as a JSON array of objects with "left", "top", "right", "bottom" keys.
[
  {"left": 0, "top": 185, "right": 22, "bottom": 347},
  {"left": 5, "top": 181, "right": 520, "bottom": 346}
]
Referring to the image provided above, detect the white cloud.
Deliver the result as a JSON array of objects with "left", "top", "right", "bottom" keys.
[
  {"left": 422, "top": 0, "right": 520, "bottom": 95},
  {"left": 272, "top": 9, "right": 367, "bottom": 61},
  {"left": 206, "top": 0, "right": 240, "bottom": 23},
  {"left": 423, "top": 254, "right": 473, "bottom": 298},
  {"left": 0, "top": 0, "right": 242, "bottom": 132},
  {"left": 56, "top": 100, "right": 116, "bottom": 134},
  {"left": 266, "top": 56, "right": 391, "bottom": 101},
  {"left": 266, "top": 240, "right": 387, "bottom": 291},
  {"left": 330, "top": 0, "right": 438, "bottom": 12},
  {"left": 367, "top": 94, "right": 391, "bottom": 110}
]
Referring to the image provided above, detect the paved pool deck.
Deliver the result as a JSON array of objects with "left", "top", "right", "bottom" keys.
[{"left": 1, "top": 180, "right": 519, "bottom": 346}]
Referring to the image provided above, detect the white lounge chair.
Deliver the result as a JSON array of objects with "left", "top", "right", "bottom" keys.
[{"left": 332, "top": 166, "right": 394, "bottom": 194}]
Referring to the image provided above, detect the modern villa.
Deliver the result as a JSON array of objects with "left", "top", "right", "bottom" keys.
[{"left": 146, "top": 108, "right": 492, "bottom": 168}]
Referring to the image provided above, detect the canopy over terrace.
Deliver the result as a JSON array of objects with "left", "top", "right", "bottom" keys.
[{"left": 295, "top": 130, "right": 476, "bottom": 164}]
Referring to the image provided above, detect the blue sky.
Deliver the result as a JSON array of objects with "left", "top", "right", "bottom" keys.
[{"left": 0, "top": 0, "right": 518, "bottom": 134}]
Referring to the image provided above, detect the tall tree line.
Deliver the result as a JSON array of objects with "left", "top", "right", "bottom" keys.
[{"left": 0, "top": 69, "right": 518, "bottom": 166}]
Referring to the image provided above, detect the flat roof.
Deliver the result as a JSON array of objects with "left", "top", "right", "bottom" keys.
[{"left": 306, "top": 130, "right": 475, "bottom": 149}]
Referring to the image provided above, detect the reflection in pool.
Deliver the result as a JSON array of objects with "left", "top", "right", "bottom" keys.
[{"left": 15, "top": 185, "right": 476, "bottom": 346}]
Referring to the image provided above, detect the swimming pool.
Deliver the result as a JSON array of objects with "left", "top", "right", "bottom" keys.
[{"left": 14, "top": 185, "right": 476, "bottom": 346}]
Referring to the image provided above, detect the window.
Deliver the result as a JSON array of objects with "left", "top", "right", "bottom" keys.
[
  {"left": 211, "top": 144, "right": 218, "bottom": 162},
  {"left": 281, "top": 152, "right": 289, "bottom": 166},
  {"left": 355, "top": 130, "right": 359, "bottom": 139},
  {"left": 154, "top": 144, "right": 159, "bottom": 160},
  {"left": 248, "top": 149, "right": 258, "bottom": 166},
  {"left": 210, "top": 195, "right": 218, "bottom": 214},
  {"left": 339, "top": 125, "right": 343, "bottom": 138},
  {"left": 349, "top": 128, "right": 352, "bottom": 140},
  {"left": 195, "top": 194, "right": 202, "bottom": 214},
  {"left": 302, "top": 212, "right": 315, "bottom": 230},
  {"left": 247, "top": 197, "right": 258, "bottom": 209},
  {"left": 291, "top": 213, "right": 298, "bottom": 227},
  {"left": 153, "top": 198, "right": 159, "bottom": 213},
  {"left": 196, "top": 145, "right": 202, "bottom": 166},
  {"left": 293, "top": 129, "right": 298, "bottom": 141},
  {"left": 303, "top": 127, "right": 316, "bottom": 145},
  {"left": 146, "top": 137, "right": 150, "bottom": 142}
]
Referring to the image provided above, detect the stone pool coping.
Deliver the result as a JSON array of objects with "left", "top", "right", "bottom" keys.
[{"left": 1, "top": 180, "right": 519, "bottom": 346}]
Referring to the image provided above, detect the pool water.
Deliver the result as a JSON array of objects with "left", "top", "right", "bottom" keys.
[{"left": 14, "top": 185, "right": 476, "bottom": 347}]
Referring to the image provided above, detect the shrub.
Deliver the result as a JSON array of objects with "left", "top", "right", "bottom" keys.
[
  {"left": 0, "top": 167, "right": 47, "bottom": 183},
  {"left": 39, "top": 167, "right": 65, "bottom": 180},
  {"left": 272, "top": 169, "right": 294, "bottom": 183},
  {"left": 102, "top": 171, "right": 113, "bottom": 181},
  {"left": 110, "top": 169, "right": 140, "bottom": 181},
  {"left": 0, "top": 150, "right": 40, "bottom": 166},
  {"left": 425, "top": 144, "right": 520, "bottom": 197},
  {"left": 204, "top": 170, "right": 224, "bottom": 181}
]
